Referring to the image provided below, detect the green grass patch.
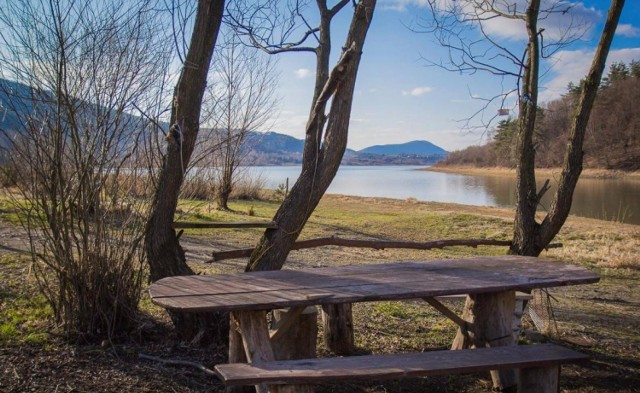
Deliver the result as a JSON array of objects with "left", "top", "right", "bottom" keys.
[{"left": 0, "top": 255, "right": 53, "bottom": 346}]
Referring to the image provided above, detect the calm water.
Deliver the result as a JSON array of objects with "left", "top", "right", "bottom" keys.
[{"left": 243, "top": 165, "right": 639, "bottom": 225}]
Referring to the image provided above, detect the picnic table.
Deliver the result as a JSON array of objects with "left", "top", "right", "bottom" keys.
[{"left": 149, "top": 255, "right": 599, "bottom": 392}]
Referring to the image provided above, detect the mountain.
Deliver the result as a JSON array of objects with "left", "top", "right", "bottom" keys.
[
  {"left": 242, "top": 132, "right": 447, "bottom": 166},
  {"left": 1, "top": 77, "right": 448, "bottom": 166},
  {"left": 359, "top": 140, "right": 448, "bottom": 156}
]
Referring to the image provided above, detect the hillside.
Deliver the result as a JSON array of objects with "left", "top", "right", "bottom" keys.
[
  {"left": 242, "top": 132, "right": 448, "bottom": 165},
  {"left": 0, "top": 77, "right": 447, "bottom": 166},
  {"left": 437, "top": 60, "right": 640, "bottom": 171},
  {"left": 359, "top": 140, "right": 447, "bottom": 156}
]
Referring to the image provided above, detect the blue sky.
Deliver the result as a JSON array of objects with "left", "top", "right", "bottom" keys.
[{"left": 268, "top": 0, "right": 640, "bottom": 152}]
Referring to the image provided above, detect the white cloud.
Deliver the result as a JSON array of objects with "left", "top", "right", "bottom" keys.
[
  {"left": 479, "top": 1, "right": 600, "bottom": 42},
  {"left": 541, "top": 47, "right": 640, "bottom": 102},
  {"left": 294, "top": 68, "right": 312, "bottom": 79},
  {"left": 617, "top": 24, "right": 640, "bottom": 37},
  {"left": 380, "top": 0, "right": 429, "bottom": 12},
  {"left": 402, "top": 86, "right": 433, "bottom": 96},
  {"left": 385, "top": 0, "right": 600, "bottom": 42}
]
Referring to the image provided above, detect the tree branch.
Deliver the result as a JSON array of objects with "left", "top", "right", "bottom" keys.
[{"left": 138, "top": 353, "right": 217, "bottom": 377}]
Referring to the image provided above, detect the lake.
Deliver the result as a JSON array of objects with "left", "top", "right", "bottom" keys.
[{"left": 241, "top": 165, "right": 639, "bottom": 225}]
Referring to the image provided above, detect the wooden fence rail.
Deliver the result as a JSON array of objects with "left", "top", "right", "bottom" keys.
[{"left": 207, "top": 236, "right": 562, "bottom": 262}]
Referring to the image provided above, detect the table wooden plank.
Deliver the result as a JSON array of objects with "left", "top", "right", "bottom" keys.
[{"left": 149, "top": 256, "right": 599, "bottom": 312}]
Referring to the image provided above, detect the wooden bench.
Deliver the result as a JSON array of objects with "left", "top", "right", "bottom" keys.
[{"left": 215, "top": 343, "right": 587, "bottom": 393}]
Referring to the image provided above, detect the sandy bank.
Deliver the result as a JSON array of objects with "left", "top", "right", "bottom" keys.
[{"left": 421, "top": 165, "right": 640, "bottom": 180}]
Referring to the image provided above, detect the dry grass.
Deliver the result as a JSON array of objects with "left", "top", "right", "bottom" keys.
[{"left": 1, "top": 192, "right": 639, "bottom": 392}]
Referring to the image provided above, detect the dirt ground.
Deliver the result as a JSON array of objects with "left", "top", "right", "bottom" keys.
[{"left": 1, "top": 196, "right": 639, "bottom": 392}]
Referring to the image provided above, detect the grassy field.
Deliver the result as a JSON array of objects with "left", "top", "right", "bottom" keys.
[{"left": 1, "top": 193, "right": 639, "bottom": 392}]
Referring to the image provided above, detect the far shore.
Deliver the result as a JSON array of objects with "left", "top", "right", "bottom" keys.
[{"left": 422, "top": 165, "right": 640, "bottom": 180}]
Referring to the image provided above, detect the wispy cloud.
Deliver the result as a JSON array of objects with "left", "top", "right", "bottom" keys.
[
  {"left": 617, "top": 24, "right": 640, "bottom": 37},
  {"left": 294, "top": 68, "right": 312, "bottom": 79},
  {"left": 402, "top": 86, "right": 433, "bottom": 96},
  {"left": 380, "top": 0, "right": 429, "bottom": 12},
  {"left": 478, "top": 1, "right": 600, "bottom": 42},
  {"left": 384, "top": 0, "right": 600, "bottom": 42},
  {"left": 541, "top": 47, "right": 640, "bottom": 102}
]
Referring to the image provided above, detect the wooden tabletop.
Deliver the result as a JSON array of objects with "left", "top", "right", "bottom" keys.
[{"left": 149, "top": 256, "right": 599, "bottom": 313}]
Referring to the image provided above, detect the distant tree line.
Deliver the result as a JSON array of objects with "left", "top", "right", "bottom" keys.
[{"left": 438, "top": 60, "right": 640, "bottom": 170}]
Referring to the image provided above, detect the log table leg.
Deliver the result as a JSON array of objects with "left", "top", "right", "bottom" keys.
[
  {"left": 321, "top": 303, "right": 354, "bottom": 355},
  {"left": 519, "top": 365, "right": 559, "bottom": 393},
  {"left": 226, "top": 314, "right": 253, "bottom": 393},
  {"left": 451, "top": 291, "right": 517, "bottom": 391},
  {"left": 233, "top": 310, "right": 313, "bottom": 393}
]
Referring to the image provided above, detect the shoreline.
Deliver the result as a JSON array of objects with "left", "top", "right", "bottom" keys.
[
  {"left": 320, "top": 193, "right": 639, "bottom": 228},
  {"left": 421, "top": 165, "right": 640, "bottom": 180}
]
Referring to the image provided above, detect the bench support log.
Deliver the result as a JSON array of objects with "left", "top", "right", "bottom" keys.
[
  {"left": 234, "top": 311, "right": 274, "bottom": 393},
  {"left": 451, "top": 291, "right": 517, "bottom": 391},
  {"left": 227, "top": 314, "right": 252, "bottom": 393},
  {"left": 271, "top": 307, "right": 318, "bottom": 361},
  {"left": 321, "top": 304, "right": 354, "bottom": 355},
  {"left": 270, "top": 307, "right": 318, "bottom": 393},
  {"left": 519, "top": 365, "right": 559, "bottom": 393}
]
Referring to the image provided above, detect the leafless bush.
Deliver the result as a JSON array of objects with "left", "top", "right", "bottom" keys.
[{"left": 0, "top": 0, "right": 170, "bottom": 341}]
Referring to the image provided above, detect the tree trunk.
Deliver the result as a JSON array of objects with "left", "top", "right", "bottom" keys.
[
  {"left": 215, "top": 185, "right": 231, "bottom": 210},
  {"left": 145, "top": 0, "right": 226, "bottom": 343},
  {"left": 511, "top": 0, "right": 625, "bottom": 256},
  {"left": 246, "top": 0, "right": 377, "bottom": 272},
  {"left": 538, "top": 0, "right": 625, "bottom": 247},
  {"left": 510, "top": 0, "right": 542, "bottom": 257}
]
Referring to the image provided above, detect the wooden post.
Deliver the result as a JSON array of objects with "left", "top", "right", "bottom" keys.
[
  {"left": 270, "top": 307, "right": 318, "bottom": 393},
  {"left": 519, "top": 366, "right": 559, "bottom": 393},
  {"left": 451, "top": 291, "right": 517, "bottom": 391},
  {"left": 271, "top": 306, "right": 318, "bottom": 360},
  {"left": 226, "top": 314, "right": 253, "bottom": 393},
  {"left": 321, "top": 303, "right": 354, "bottom": 355},
  {"left": 234, "top": 311, "right": 276, "bottom": 393},
  {"left": 233, "top": 310, "right": 313, "bottom": 393}
]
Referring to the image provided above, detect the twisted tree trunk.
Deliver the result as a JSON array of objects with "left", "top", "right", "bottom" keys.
[
  {"left": 145, "top": 0, "right": 226, "bottom": 344},
  {"left": 246, "top": 0, "right": 377, "bottom": 272}
]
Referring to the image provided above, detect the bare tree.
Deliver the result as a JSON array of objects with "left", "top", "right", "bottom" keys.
[
  {"left": 0, "top": 0, "right": 170, "bottom": 340},
  {"left": 204, "top": 31, "right": 279, "bottom": 210},
  {"left": 144, "top": 0, "right": 226, "bottom": 342},
  {"left": 422, "top": 0, "right": 625, "bottom": 390},
  {"left": 422, "top": 0, "right": 624, "bottom": 254},
  {"left": 514, "top": 0, "right": 625, "bottom": 256},
  {"left": 227, "top": 0, "right": 378, "bottom": 272}
]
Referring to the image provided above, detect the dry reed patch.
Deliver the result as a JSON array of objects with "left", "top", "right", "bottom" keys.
[{"left": 546, "top": 219, "right": 640, "bottom": 269}]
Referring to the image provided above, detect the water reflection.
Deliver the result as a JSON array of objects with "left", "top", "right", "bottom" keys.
[{"left": 245, "top": 166, "right": 639, "bottom": 225}]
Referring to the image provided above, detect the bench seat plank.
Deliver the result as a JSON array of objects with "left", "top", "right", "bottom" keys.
[{"left": 215, "top": 344, "right": 587, "bottom": 386}]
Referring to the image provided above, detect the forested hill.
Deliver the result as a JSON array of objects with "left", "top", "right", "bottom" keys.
[
  {"left": 436, "top": 60, "right": 640, "bottom": 171},
  {"left": 242, "top": 132, "right": 448, "bottom": 165},
  {"left": 359, "top": 140, "right": 447, "bottom": 156}
]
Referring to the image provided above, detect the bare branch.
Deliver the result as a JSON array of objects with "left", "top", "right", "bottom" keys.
[{"left": 225, "top": 0, "right": 319, "bottom": 54}]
